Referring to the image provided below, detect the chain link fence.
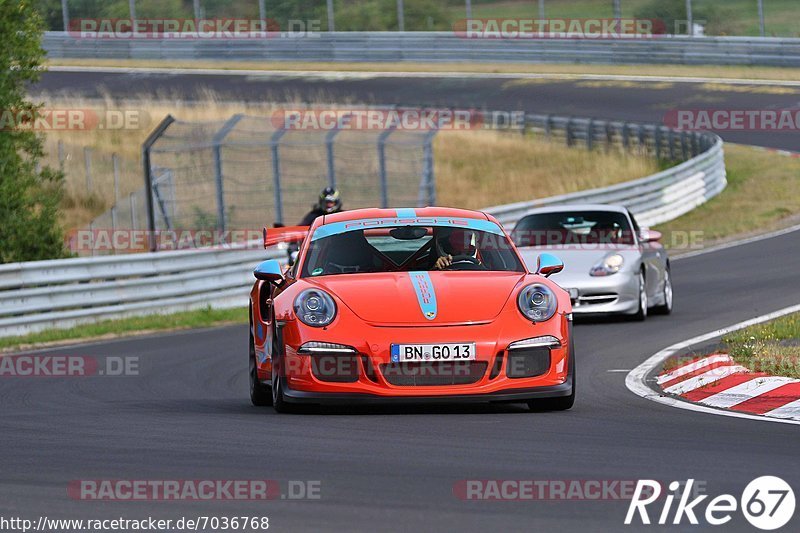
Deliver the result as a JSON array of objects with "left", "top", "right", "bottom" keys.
[{"left": 85, "top": 110, "right": 436, "bottom": 250}]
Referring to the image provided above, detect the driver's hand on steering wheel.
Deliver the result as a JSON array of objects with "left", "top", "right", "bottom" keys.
[{"left": 434, "top": 254, "right": 452, "bottom": 270}]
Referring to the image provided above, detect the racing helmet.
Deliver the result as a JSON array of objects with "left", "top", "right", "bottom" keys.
[
  {"left": 318, "top": 187, "right": 342, "bottom": 214},
  {"left": 436, "top": 227, "right": 478, "bottom": 257}
]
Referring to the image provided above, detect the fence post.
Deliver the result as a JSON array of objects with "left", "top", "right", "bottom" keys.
[
  {"left": 420, "top": 128, "right": 438, "bottom": 206},
  {"left": 270, "top": 129, "right": 288, "bottom": 225},
  {"left": 112, "top": 153, "right": 120, "bottom": 203},
  {"left": 397, "top": 0, "right": 404, "bottom": 31},
  {"left": 325, "top": 113, "right": 351, "bottom": 188},
  {"left": 377, "top": 125, "right": 398, "bottom": 208},
  {"left": 142, "top": 114, "right": 175, "bottom": 252},
  {"left": 211, "top": 114, "right": 244, "bottom": 235},
  {"left": 57, "top": 140, "right": 65, "bottom": 172},
  {"left": 130, "top": 192, "right": 137, "bottom": 229},
  {"left": 327, "top": 0, "right": 335, "bottom": 31},
  {"left": 83, "top": 147, "right": 93, "bottom": 194},
  {"left": 667, "top": 129, "right": 676, "bottom": 160}
]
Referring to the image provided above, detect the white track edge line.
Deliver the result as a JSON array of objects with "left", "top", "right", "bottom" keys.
[{"left": 626, "top": 303, "right": 800, "bottom": 426}]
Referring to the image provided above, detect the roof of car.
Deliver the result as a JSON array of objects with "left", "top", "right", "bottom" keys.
[
  {"left": 322, "top": 207, "right": 490, "bottom": 224},
  {"left": 517, "top": 203, "right": 631, "bottom": 216}
]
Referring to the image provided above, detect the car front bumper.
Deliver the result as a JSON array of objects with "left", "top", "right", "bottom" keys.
[{"left": 556, "top": 271, "right": 640, "bottom": 315}]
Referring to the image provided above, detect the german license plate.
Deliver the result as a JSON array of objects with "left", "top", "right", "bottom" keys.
[{"left": 390, "top": 343, "right": 476, "bottom": 363}]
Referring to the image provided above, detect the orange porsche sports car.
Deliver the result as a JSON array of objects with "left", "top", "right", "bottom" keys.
[{"left": 248, "top": 207, "right": 575, "bottom": 413}]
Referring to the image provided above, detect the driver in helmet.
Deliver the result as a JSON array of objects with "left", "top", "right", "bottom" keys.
[
  {"left": 432, "top": 228, "right": 483, "bottom": 270},
  {"left": 300, "top": 187, "right": 343, "bottom": 226}
]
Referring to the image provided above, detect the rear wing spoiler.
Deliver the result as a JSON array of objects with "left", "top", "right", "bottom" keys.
[{"left": 263, "top": 225, "right": 310, "bottom": 249}]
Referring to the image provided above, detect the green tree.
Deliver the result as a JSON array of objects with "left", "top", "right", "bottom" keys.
[{"left": 0, "top": 0, "right": 66, "bottom": 263}]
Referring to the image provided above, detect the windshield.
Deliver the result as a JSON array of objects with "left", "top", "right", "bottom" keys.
[
  {"left": 300, "top": 219, "right": 524, "bottom": 277},
  {"left": 512, "top": 211, "right": 635, "bottom": 247}
]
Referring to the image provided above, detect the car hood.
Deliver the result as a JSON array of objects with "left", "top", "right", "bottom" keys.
[
  {"left": 518, "top": 245, "right": 641, "bottom": 277},
  {"left": 307, "top": 271, "right": 525, "bottom": 326}
]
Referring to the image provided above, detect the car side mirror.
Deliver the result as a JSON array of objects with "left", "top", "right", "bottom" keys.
[
  {"left": 254, "top": 259, "right": 284, "bottom": 283},
  {"left": 639, "top": 229, "right": 662, "bottom": 243},
  {"left": 536, "top": 253, "right": 564, "bottom": 277}
]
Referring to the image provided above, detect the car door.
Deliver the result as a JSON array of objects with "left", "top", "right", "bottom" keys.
[{"left": 628, "top": 211, "right": 663, "bottom": 298}]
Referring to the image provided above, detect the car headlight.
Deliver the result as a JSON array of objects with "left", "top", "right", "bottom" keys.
[
  {"left": 517, "top": 284, "right": 558, "bottom": 322},
  {"left": 294, "top": 289, "right": 337, "bottom": 327},
  {"left": 590, "top": 253, "right": 624, "bottom": 276}
]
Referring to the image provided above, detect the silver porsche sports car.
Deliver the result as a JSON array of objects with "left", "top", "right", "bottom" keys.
[{"left": 511, "top": 204, "right": 672, "bottom": 320}]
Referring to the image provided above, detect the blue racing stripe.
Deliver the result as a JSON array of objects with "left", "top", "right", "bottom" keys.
[
  {"left": 311, "top": 217, "right": 504, "bottom": 241},
  {"left": 409, "top": 271, "right": 437, "bottom": 321},
  {"left": 396, "top": 208, "right": 417, "bottom": 218}
]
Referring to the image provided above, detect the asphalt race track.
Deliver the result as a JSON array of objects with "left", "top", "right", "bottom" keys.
[
  {"left": 3, "top": 70, "right": 798, "bottom": 531},
  {"left": 33, "top": 69, "right": 800, "bottom": 150}
]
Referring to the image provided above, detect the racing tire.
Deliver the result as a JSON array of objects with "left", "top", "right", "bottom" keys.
[
  {"left": 249, "top": 331, "right": 272, "bottom": 407},
  {"left": 651, "top": 267, "right": 673, "bottom": 315},
  {"left": 630, "top": 270, "right": 648, "bottom": 322},
  {"left": 271, "top": 332, "right": 296, "bottom": 414},
  {"left": 527, "top": 338, "right": 576, "bottom": 412}
]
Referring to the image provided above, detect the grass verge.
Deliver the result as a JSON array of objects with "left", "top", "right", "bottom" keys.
[
  {"left": 655, "top": 144, "right": 800, "bottom": 250},
  {"left": 723, "top": 313, "right": 800, "bottom": 378},
  {"left": 46, "top": 58, "right": 800, "bottom": 83},
  {"left": 0, "top": 306, "right": 248, "bottom": 354}
]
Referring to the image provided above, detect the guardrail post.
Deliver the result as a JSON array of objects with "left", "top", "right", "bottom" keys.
[
  {"left": 566, "top": 117, "right": 574, "bottom": 147},
  {"left": 211, "top": 114, "right": 244, "bottom": 236},
  {"left": 637, "top": 124, "right": 646, "bottom": 154},
  {"left": 142, "top": 114, "right": 175, "bottom": 252},
  {"left": 621, "top": 123, "right": 630, "bottom": 150},
  {"left": 377, "top": 124, "right": 398, "bottom": 208},
  {"left": 654, "top": 126, "right": 662, "bottom": 160},
  {"left": 544, "top": 115, "right": 552, "bottom": 139},
  {"left": 270, "top": 129, "right": 288, "bottom": 226},
  {"left": 586, "top": 118, "right": 594, "bottom": 150},
  {"left": 668, "top": 129, "right": 676, "bottom": 161},
  {"left": 680, "top": 131, "right": 689, "bottom": 160},
  {"left": 691, "top": 132, "right": 699, "bottom": 156},
  {"left": 605, "top": 122, "right": 613, "bottom": 152}
]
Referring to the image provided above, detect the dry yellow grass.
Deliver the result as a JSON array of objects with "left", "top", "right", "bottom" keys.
[
  {"left": 434, "top": 130, "right": 657, "bottom": 210},
  {"left": 47, "top": 58, "right": 800, "bottom": 83},
  {"left": 38, "top": 96, "right": 659, "bottom": 230}
]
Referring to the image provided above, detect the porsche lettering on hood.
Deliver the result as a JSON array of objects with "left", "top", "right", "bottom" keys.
[{"left": 307, "top": 271, "right": 524, "bottom": 325}]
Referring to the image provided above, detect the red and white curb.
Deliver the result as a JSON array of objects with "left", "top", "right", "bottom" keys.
[
  {"left": 626, "top": 303, "right": 800, "bottom": 426},
  {"left": 657, "top": 353, "right": 800, "bottom": 421}
]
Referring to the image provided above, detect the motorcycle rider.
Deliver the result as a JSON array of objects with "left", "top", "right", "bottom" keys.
[{"left": 300, "top": 187, "right": 343, "bottom": 226}]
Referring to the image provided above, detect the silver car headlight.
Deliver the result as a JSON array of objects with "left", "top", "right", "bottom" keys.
[
  {"left": 517, "top": 284, "right": 558, "bottom": 322},
  {"left": 590, "top": 253, "right": 624, "bottom": 276},
  {"left": 294, "top": 289, "right": 337, "bottom": 327}
]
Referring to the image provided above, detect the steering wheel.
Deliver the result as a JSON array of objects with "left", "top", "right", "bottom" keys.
[{"left": 444, "top": 254, "right": 484, "bottom": 270}]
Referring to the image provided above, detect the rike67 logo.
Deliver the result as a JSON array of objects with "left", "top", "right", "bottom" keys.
[{"left": 625, "top": 477, "right": 795, "bottom": 530}]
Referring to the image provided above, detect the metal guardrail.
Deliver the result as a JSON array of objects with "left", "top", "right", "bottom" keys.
[
  {"left": 0, "top": 113, "right": 725, "bottom": 338},
  {"left": 486, "top": 114, "right": 725, "bottom": 228},
  {"left": 43, "top": 32, "right": 800, "bottom": 67}
]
